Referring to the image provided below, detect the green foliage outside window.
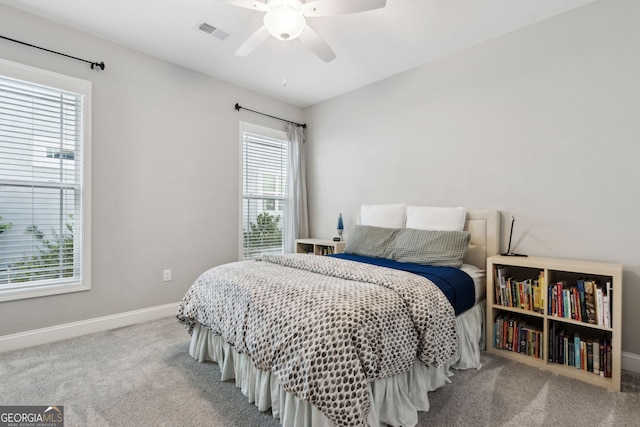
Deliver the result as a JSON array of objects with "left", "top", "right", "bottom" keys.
[
  {"left": 11, "top": 215, "right": 75, "bottom": 283},
  {"left": 0, "top": 215, "right": 11, "bottom": 234},
  {"left": 243, "top": 212, "right": 283, "bottom": 258}
]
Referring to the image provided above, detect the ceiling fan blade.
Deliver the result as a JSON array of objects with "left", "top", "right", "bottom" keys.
[
  {"left": 217, "top": 0, "right": 268, "bottom": 12},
  {"left": 301, "top": 0, "right": 386, "bottom": 17},
  {"left": 235, "top": 26, "right": 271, "bottom": 56},
  {"left": 299, "top": 26, "right": 336, "bottom": 62}
]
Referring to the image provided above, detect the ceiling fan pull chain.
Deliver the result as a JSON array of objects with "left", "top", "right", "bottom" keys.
[{"left": 282, "top": 41, "right": 288, "bottom": 87}]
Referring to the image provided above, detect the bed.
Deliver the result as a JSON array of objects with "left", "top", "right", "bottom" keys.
[{"left": 177, "top": 207, "right": 499, "bottom": 427}]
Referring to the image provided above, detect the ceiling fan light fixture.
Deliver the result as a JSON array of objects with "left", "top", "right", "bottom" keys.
[{"left": 264, "top": 5, "right": 306, "bottom": 40}]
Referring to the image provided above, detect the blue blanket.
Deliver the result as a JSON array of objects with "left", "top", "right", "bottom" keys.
[{"left": 329, "top": 253, "right": 475, "bottom": 315}]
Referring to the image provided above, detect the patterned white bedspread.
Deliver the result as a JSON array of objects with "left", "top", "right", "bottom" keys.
[{"left": 177, "top": 253, "right": 456, "bottom": 427}]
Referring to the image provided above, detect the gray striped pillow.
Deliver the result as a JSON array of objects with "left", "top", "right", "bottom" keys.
[
  {"left": 344, "top": 225, "right": 399, "bottom": 259},
  {"left": 390, "top": 229, "right": 470, "bottom": 267}
]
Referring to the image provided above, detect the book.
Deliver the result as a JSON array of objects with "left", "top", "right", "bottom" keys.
[
  {"left": 507, "top": 316, "right": 517, "bottom": 351},
  {"left": 547, "top": 322, "right": 556, "bottom": 362},
  {"left": 496, "top": 266, "right": 509, "bottom": 306},
  {"left": 572, "top": 287, "right": 581, "bottom": 321},
  {"left": 538, "top": 270, "right": 545, "bottom": 312},
  {"left": 556, "top": 282, "right": 563, "bottom": 317},
  {"left": 577, "top": 279, "right": 587, "bottom": 322},
  {"left": 606, "top": 281, "right": 612, "bottom": 328},
  {"left": 593, "top": 340, "right": 600, "bottom": 375},
  {"left": 525, "top": 325, "right": 542, "bottom": 358},
  {"left": 604, "top": 282, "right": 611, "bottom": 328},
  {"left": 599, "top": 341, "right": 605, "bottom": 377},
  {"left": 606, "top": 340, "right": 612, "bottom": 378},
  {"left": 574, "top": 333, "right": 581, "bottom": 369},
  {"left": 557, "top": 329, "right": 565, "bottom": 364},
  {"left": 569, "top": 288, "right": 577, "bottom": 320},
  {"left": 568, "top": 339, "right": 575, "bottom": 367},
  {"left": 563, "top": 288, "right": 571, "bottom": 318},
  {"left": 586, "top": 339, "right": 594, "bottom": 372},
  {"left": 533, "top": 278, "right": 542, "bottom": 313},
  {"left": 584, "top": 281, "right": 597, "bottom": 324},
  {"left": 595, "top": 286, "right": 604, "bottom": 326}
]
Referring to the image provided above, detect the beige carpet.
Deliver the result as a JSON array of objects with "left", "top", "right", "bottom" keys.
[{"left": 1, "top": 316, "right": 639, "bottom": 426}]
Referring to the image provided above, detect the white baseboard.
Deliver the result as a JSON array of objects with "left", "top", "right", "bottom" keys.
[
  {"left": 0, "top": 302, "right": 180, "bottom": 353},
  {"left": 622, "top": 351, "right": 640, "bottom": 374}
]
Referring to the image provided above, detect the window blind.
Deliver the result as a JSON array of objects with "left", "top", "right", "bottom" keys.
[
  {"left": 242, "top": 131, "right": 287, "bottom": 259},
  {"left": 0, "top": 67, "right": 87, "bottom": 295}
]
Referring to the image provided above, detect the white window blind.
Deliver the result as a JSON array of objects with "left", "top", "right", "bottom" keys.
[
  {"left": 0, "top": 59, "right": 91, "bottom": 301},
  {"left": 242, "top": 130, "right": 287, "bottom": 259}
]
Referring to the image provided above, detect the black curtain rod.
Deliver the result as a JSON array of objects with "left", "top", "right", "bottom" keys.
[
  {"left": 0, "top": 35, "right": 105, "bottom": 70},
  {"left": 235, "top": 103, "right": 306, "bottom": 129}
]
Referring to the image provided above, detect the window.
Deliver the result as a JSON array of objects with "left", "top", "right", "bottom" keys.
[
  {"left": 0, "top": 59, "right": 91, "bottom": 301},
  {"left": 241, "top": 124, "right": 287, "bottom": 259}
]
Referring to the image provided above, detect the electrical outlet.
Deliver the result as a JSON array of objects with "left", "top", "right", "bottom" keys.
[{"left": 163, "top": 269, "right": 172, "bottom": 282}]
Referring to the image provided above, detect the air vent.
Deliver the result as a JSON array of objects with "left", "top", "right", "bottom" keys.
[{"left": 197, "top": 22, "right": 230, "bottom": 41}]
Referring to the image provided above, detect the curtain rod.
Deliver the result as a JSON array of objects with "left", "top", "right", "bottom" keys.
[
  {"left": 0, "top": 35, "right": 105, "bottom": 70},
  {"left": 235, "top": 103, "right": 306, "bottom": 129}
]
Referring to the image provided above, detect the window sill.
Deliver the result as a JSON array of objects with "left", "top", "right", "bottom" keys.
[{"left": 0, "top": 281, "right": 91, "bottom": 302}]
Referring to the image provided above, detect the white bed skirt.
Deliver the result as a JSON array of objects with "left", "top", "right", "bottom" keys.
[{"left": 189, "top": 302, "right": 485, "bottom": 427}]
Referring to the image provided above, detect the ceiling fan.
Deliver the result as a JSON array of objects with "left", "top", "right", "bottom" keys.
[{"left": 219, "top": 0, "right": 387, "bottom": 62}]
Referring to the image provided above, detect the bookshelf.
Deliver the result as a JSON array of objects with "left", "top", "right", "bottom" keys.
[
  {"left": 486, "top": 255, "right": 622, "bottom": 391},
  {"left": 295, "top": 238, "right": 346, "bottom": 256}
]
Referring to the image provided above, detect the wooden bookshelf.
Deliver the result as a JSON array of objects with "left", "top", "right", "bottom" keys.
[
  {"left": 486, "top": 255, "right": 622, "bottom": 391},
  {"left": 295, "top": 238, "right": 345, "bottom": 256}
]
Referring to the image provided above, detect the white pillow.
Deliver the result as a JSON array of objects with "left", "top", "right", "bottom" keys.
[
  {"left": 405, "top": 206, "right": 466, "bottom": 231},
  {"left": 360, "top": 204, "right": 406, "bottom": 228}
]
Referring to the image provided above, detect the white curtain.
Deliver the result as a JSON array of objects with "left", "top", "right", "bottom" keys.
[{"left": 284, "top": 124, "right": 309, "bottom": 253}]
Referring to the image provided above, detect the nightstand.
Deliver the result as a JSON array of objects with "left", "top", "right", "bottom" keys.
[{"left": 295, "top": 238, "right": 346, "bottom": 256}]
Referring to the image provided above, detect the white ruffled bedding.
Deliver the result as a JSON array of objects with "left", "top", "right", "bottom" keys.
[{"left": 188, "top": 302, "right": 485, "bottom": 427}]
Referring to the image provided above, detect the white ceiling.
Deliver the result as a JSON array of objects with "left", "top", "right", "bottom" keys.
[{"left": 0, "top": 0, "right": 596, "bottom": 107}]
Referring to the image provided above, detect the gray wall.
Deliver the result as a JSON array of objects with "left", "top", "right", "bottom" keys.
[
  {"left": 304, "top": 0, "right": 640, "bottom": 355},
  {"left": 0, "top": 5, "right": 303, "bottom": 336}
]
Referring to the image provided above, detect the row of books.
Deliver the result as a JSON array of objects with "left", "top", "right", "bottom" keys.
[
  {"left": 319, "top": 246, "right": 335, "bottom": 255},
  {"left": 300, "top": 246, "right": 335, "bottom": 255},
  {"left": 548, "top": 279, "right": 612, "bottom": 328},
  {"left": 549, "top": 323, "right": 613, "bottom": 377},
  {"left": 495, "top": 267, "right": 545, "bottom": 313},
  {"left": 494, "top": 315, "right": 614, "bottom": 377},
  {"left": 494, "top": 266, "right": 613, "bottom": 328},
  {"left": 493, "top": 314, "right": 543, "bottom": 359}
]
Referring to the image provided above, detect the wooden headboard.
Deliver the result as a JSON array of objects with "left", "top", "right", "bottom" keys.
[{"left": 463, "top": 210, "right": 500, "bottom": 270}]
